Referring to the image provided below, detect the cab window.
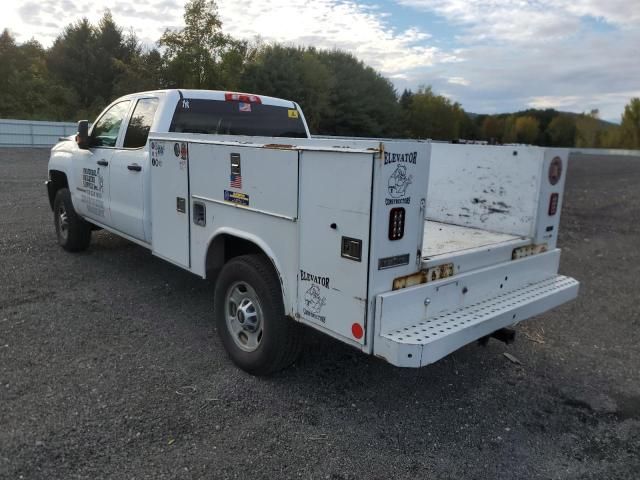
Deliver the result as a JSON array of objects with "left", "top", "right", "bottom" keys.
[
  {"left": 90, "top": 101, "right": 131, "bottom": 148},
  {"left": 169, "top": 99, "right": 307, "bottom": 138},
  {"left": 123, "top": 98, "right": 159, "bottom": 149}
]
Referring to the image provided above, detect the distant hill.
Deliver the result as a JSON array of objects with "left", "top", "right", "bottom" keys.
[{"left": 466, "top": 109, "right": 617, "bottom": 129}]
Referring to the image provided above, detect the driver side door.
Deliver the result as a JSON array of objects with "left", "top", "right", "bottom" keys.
[{"left": 73, "top": 100, "right": 131, "bottom": 225}]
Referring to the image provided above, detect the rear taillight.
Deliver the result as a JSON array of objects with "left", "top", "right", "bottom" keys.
[
  {"left": 225, "top": 92, "right": 262, "bottom": 104},
  {"left": 548, "top": 193, "right": 559, "bottom": 215},
  {"left": 388, "top": 207, "right": 405, "bottom": 240}
]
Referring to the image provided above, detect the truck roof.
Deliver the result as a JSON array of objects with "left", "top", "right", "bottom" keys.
[{"left": 119, "top": 89, "right": 297, "bottom": 108}]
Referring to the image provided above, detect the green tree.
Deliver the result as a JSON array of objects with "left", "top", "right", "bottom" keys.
[
  {"left": 599, "top": 126, "right": 622, "bottom": 149},
  {"left": 315, "top": 50, "right": 401, "bottom": 137},
  {"left": 481, "top": 116, "right": 505, "bottom": 143},
  {"left": 546, "top": 115, "right": 576, "bottom": 147},
  {"left": 514, "top": 116, "right": 539, "bottom": 144},
  {"left": 94, "top": 11, "right": 126, "bottom": 103},
  {"left": 239, "top": 45, "right": 331, "bottom": 132},
  {"left": 503, "top": 115, "right": 517, "bottom": 143},
  {"left": 0, "top": 29, "right": 77, "bottom": 120},
  {"left": 405, "top": 86, "right": 461, "bottom": 140},
  {"left": 159, "top": 0, "right": 229, "bottom": 88},
  {"left": 47, "top": 18, "right": 97, "bottom": 112},
  {"left": 575, "top": 111, "right": 601, "bottom": 147},
  {"left": 620, "top": 98, "right": 640, "bottom": 148}
]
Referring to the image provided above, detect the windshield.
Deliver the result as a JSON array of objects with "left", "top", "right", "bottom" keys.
[{"left": 169, "top": 98, "right": 307, "bottom": 138}]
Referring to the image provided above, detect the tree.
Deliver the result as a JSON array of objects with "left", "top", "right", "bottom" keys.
[
  {"left": 514, "top": 116, "right": 540, "bottom": 144},
  {"left": 47, "top": 18, "right": 98, "bottom": 112},
  {"left": 546, "top": 115, "right": 576, "bottom": 147},
  {"left": 620, "top": 98, "right": 640, "bottom": 148},
  {"left": 575, "top": 111, "right": 601, "bottom": 147},
  {"left": 481, "top": 116, "right": 505, "bottom": 143},
  {"left": 315, "top": 50, "right": 401, "bottom": 137},
  {"left": 159, "top": 0, "right": 229, "bottom": 88},
  {"left": 503, "top": 115, "right": 517, "bottom": 143},
  {"left": 239, "top": 45, "right": 330, "bottom": 132},
  {"left": 405, "top": 86, "right": 461, "bottom": 140},
  {"left": 94, "top": 11, "right": 126, "bottom": 102}
]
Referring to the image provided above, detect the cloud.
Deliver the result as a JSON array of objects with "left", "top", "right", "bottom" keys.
[
  {"left": 217, "top": 0, "right": 442, "bottom": 74},
  {"left": 7, "top": 0, "right": 183, "bottom": 46},
  {"left": 412, "top": 25, "right": 640, "bottom": 120},
  {"left": 446, "top": 76, "right": 469, "bottom": 86},
  {"left": 397, "top": 0, "right": 640, "bottom": 42},
  {"left": 4, "top": 0, "right": 639, "bottom": 120}
]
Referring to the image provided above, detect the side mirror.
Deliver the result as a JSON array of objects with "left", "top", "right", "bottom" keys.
[{"left": 76, "top": 120, "right": 89, "bottom": 149}]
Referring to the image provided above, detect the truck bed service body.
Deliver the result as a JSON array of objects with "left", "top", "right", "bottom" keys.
[{"left": 46, "top": 89, "right": 579, "bottom": 375}]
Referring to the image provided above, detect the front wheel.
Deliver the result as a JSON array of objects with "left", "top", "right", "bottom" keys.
[
  {"left": 53, "top": 188, "right": 92, "bottom": 252},
  {"left": 214, "top": 254, "right": 303, "bottom": 375}
]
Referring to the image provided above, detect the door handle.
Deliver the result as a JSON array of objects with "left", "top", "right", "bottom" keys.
[
  {"left": 97, "top": 159, "right": 108, "bottom": 166},
  {"left": 127, "top": 164, "right": 142, "bottom": 172}
]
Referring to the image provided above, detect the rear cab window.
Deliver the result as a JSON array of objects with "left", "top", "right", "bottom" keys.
[{"left": 169, "top": 98, "right": 307, "bottom": 138}]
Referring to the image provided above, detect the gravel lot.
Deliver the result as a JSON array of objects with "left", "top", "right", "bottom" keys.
[{"left": 1, "top": 148, "right": 638, "bottom": 479}]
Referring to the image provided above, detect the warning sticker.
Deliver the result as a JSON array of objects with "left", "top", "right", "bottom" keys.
[
  {"left": 288, "top": 109, "right": 299, "bottom": 118},
  {"left": 224, "top": 190, "right": 250, "bottom": 206}
]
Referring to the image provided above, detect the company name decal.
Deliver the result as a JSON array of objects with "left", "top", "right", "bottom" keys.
[
  {"left": 300, "top": 270, "right": 330, "bottom": 289},
  {"left": 79, "top": 167, "right": 105, "bottom": 217},
  {"left": 384, "top": 151, "right": 417, "bottom": 165}
]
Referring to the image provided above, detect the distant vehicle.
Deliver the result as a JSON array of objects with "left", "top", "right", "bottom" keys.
[{"left": 46, "top": 89, "right": 579, "bottom": 375}]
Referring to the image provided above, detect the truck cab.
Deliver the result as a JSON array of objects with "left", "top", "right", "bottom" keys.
[{"left": 47, "top": 89, "right": 310, "bottom": 246}]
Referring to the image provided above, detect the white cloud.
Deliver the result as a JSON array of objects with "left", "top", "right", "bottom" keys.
[
  {"left": 7, "top": 0, "right": 443, "bottom": 75},
  {"left": 6, "top": 0, "right": 184, "bottom": 47},
  {"left": 216, "top": 0, "right": 441, "bottom": 74},
  {"left": 397, "top": 0, "right": 640, "bottom": 42},
  {"left": 4, "top": 0, "right": 639, "bottom": 120},
  {"left": 446, "top": 76, "right": 469, "bottom": 86}
]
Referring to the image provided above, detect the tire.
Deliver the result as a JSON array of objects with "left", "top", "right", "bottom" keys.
[
  {"left": 214, "top": 254, "right": 304, "bottom": 375},
  {"left": 53, "top": 188, "right": 92, "bottom": 252}
]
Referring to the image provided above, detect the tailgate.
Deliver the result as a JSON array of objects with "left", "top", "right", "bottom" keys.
[{"left": 373, "top": 249, "right": 579, "bottom": 367}]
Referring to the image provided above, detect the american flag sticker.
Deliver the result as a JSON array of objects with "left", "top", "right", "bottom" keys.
[
  {"left": 230, "top": 171, "right": 242, "bottom": 188},
  {"left": 230, "top": 153, "right": 242, "bottom": 189},
  {"left": 238, "top": 102, "right": 251, "bottom": 112}
]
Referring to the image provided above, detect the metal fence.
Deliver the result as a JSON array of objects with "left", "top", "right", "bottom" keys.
[
  {"left": 0, "top": 119, "right": 77, "bottom": 147},
  {"left": 1, "top": 118, "right": 639, "bottom": 157}
]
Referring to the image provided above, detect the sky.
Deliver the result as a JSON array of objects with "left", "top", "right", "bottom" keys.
[{"left": 6, "top": 0, "right": 640, "bottom": 121}]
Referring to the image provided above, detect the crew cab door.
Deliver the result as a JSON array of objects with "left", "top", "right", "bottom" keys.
[
  {"left": 74, "top": 100, "right": 131, "bottom": 224},
  {"left": 110, "top": 97, "right": 159, "bottom": 242}
]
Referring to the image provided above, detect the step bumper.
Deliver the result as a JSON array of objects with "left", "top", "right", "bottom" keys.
[{"left": 373, "top": 275, "right": 579, "bottom": 368}]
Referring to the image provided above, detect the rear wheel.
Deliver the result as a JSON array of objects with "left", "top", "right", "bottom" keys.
[
  {"left": 214, "top": 254, "right": 303, "bottom": 375},
  {"left": 53, "top": 188, "right": 91, "bottom": 252}
]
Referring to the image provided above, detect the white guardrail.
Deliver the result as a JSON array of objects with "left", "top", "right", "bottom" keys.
[
  {"left": 1, "top": 118, "right": 639, "bottom": 156},
  {"left": 568, "top": 147, "right": 640, "bottom": 157},
  {"left": 0, "top": 118, "right": 77, "bottom": 147}
]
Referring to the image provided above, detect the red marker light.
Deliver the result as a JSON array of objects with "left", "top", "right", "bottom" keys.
[
  {"left": 548, "top": 193, "right": 559, "bottom": 215},
  {"left": 351, "top": 323, "right": 364, "bottom": 339},
  {"left": 224, "top": 92, "right": 262, "bottom": 104}
]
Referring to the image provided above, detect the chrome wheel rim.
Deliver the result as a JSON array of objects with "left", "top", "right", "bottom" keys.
[
  {"left": 57, "top": 204, "right": 69, "bottom": 241},
  {"left": 224, "top": 281, "right": 264, "bottom": 352}
]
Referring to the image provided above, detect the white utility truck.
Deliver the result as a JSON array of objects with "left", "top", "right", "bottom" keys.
[{"left": 46, "top": 89, "right": 579, "bottom": 375}]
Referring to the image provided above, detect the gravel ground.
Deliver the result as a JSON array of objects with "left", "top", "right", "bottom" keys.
[{"left": 0, "top": 148, "right": 638, "bottom": 480}]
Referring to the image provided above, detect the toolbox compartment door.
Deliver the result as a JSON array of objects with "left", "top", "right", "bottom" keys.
[
  {"left": 149, "top": 139, "right": 190, "bottom": 268},
  {"left": 297, "top": 151, "right": 373, "bottom": 345}
]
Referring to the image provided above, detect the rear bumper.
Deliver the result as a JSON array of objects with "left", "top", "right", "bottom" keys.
[{"left": 373, "top": 250, "right": 579, "bottom": 367}]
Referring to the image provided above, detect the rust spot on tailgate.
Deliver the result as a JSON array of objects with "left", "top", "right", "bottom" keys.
[{"left": 263, "top": 143, "right": 294, "bottom": 149}]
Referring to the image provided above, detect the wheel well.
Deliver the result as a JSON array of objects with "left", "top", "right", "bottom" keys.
[
  {"left": 47, "top": 170, "right": 68, "bottom": 210},
  {"left": 205, "top": 234, "right": 265, "bottom": 277}
]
